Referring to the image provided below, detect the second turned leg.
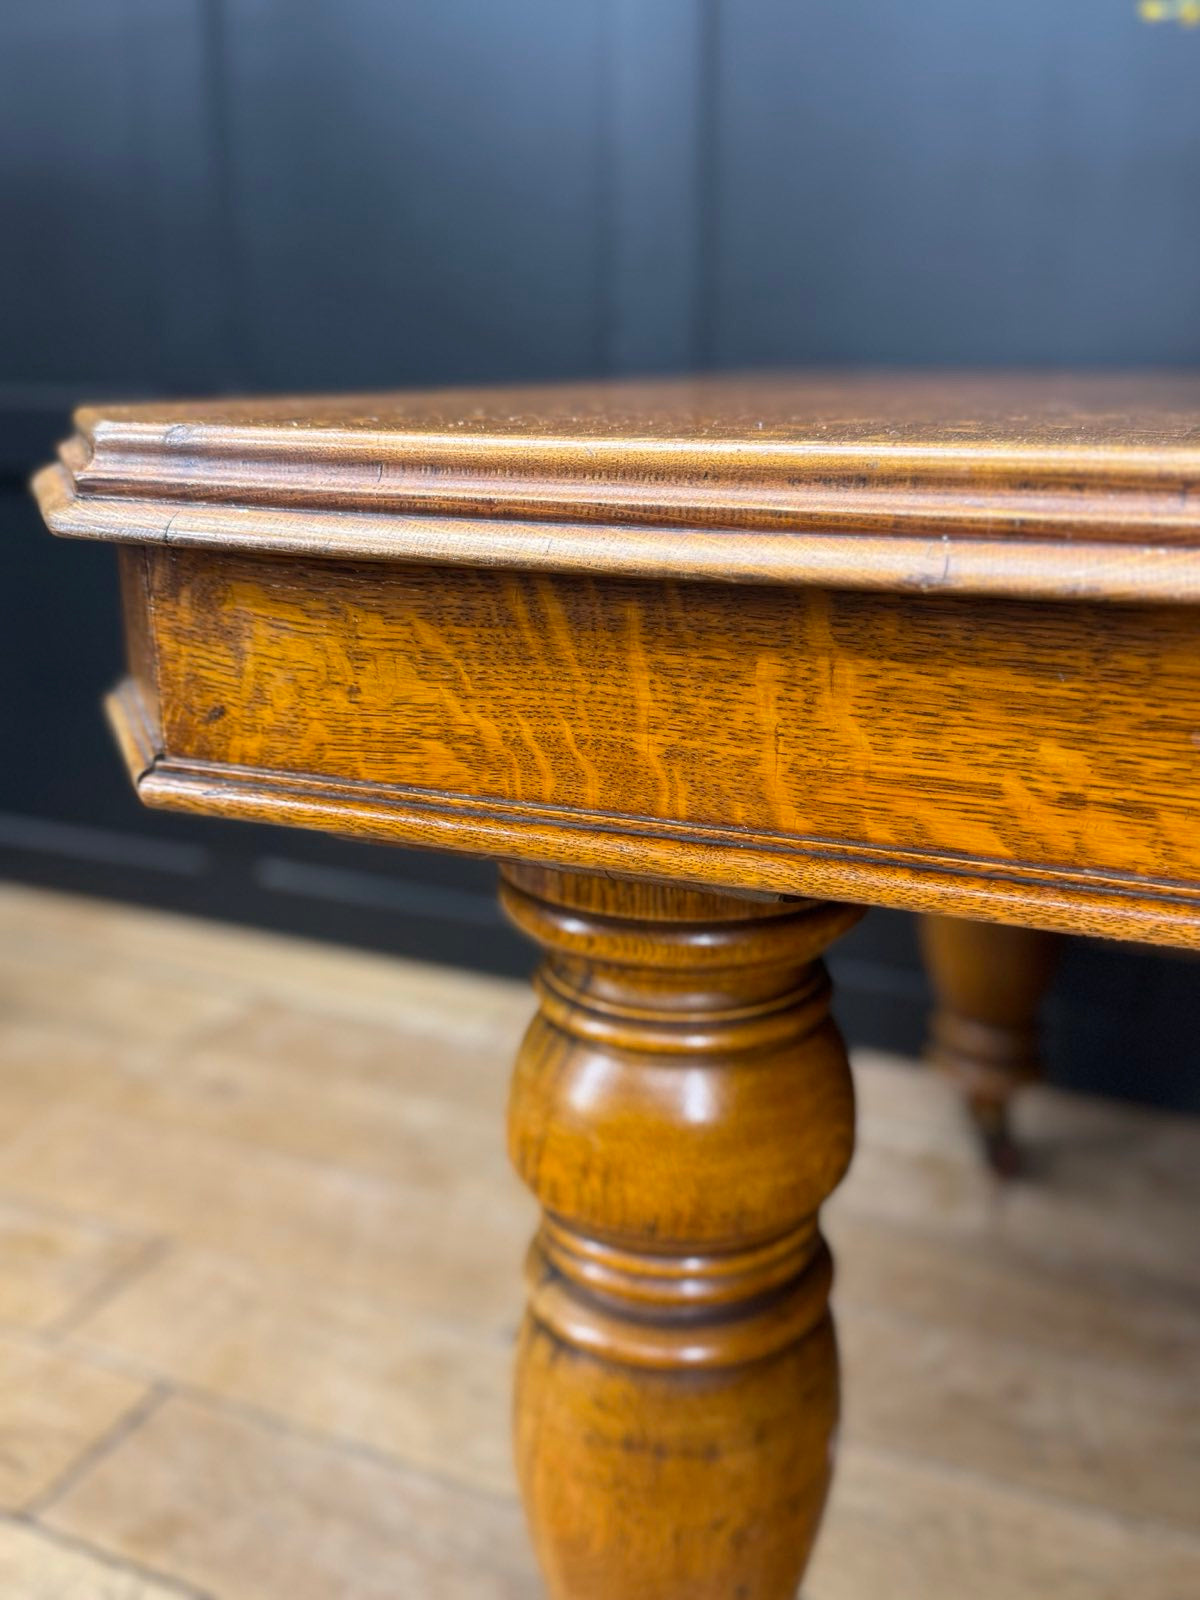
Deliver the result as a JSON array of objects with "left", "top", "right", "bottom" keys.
[
  {"left": 920, "top": 914, "right": 1060, "bottom": 1173},
  {"left": 500, "top": 866, "right": 862, "bottom": 1600}
]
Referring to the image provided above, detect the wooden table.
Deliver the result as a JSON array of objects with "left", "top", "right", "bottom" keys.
[{"left": 34, "top": 374, "right": 1200, "bottom": 1599}]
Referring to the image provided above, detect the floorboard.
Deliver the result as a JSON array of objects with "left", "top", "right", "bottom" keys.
[{"left": 0, "top": 883, "right": 1196, "bottom": 1598}]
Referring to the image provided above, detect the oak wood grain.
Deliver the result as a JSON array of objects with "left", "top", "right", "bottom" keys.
[
  {"left": 34, "top": 372, "right": 1200, "bottom": 605},
  {"left": 30, "top": 373, "right": 1200, "bottom": 1598},
  {"left": 44, "top": 372, "right": 1200, "bottom": 542},
  {"left": 35, "top": 373, "right": 1200, "bottom": 945},
  {"left": 103, "top": 540, "right": 1200, "bottom": 945}
]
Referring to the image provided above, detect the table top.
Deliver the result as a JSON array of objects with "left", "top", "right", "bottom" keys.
[
  {"left": 32, "top": 372, "right": 1200, "bottom": 946},
  {"left": 37, "top": 372, "right": 1200, "bottom": 603}
]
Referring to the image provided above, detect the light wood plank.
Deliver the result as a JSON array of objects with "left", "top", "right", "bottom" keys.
[
  {"left": 0, "top": 1022, "right": 133, "bottom": 1149},
  {"left": 0, "top": 952, "right": 241, "bottom": 1049},
  {"left": 2, "top": 886, "right": 1198, "bottom": 1598},
  {"left": 839, "top": 1304, "right": 1200, "bottom": 1530},
  {"left": 70, "top": 1245, "right": 517, "bottom": 1496},
  {"left": 0, "top": 1193, "right": 152, "bottom": 1335},
  {"left": 43, "top": 1395, "right": 538, "bottom": 1600},
  {"left": 0, "top": 1516, "right": 194, "bottom": 1599},
  {"left": 184, "top": 998, "right": 522, "bottom": 1116},
  {"left": 841, "top": 1055, "right": 1200, "bottom": 1289},
  {"left": 0, "top": 1331, "right": 150, "bottom": 1510},
  {"left": 99, "top": 1037, "right": 514, "bottom": 1193},
  {"left": 0, "top": 1104, "right": 532, "bottom": 1332},
  {"left": 807, "top": 1445, "right": 1200, "bottom": 1600},
  {"left": 0, "top": 882, "right": 528, "bottom": 1044},
  {"left": 827, "top": 1209, "right": 1200, "bottom": 1387}
]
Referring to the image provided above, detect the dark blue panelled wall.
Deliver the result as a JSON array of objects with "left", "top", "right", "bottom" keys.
[{"left": 2, "top": 2, "right": 1198, "bottom": 1103}]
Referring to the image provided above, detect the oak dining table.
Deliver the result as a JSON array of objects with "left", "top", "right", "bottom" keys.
[{"left": 34, "top": 372, "right": 1200, "bottom": 1599}]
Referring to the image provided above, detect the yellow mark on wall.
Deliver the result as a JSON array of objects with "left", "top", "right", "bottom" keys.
[{"left": 1139, "top": 0, "right": 1200, "bottom": 22}]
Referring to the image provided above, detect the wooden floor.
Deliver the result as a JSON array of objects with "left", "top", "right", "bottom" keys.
[{"left": 0, "top": 882, "right": 1196, "bottom": 1599}]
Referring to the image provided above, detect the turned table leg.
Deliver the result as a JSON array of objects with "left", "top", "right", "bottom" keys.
[
  {"left": 499, "top": 866, "right": 862, "bottom": 1600},
  {"left": 920, "top": 914, "right": 1060, "bottom": 1174}
]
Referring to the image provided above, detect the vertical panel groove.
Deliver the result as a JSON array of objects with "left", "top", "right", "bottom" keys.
[
  {"left": 199, "top": 0, "right": 253, "bottom": 387},
  {"left": 694, "top": 0, "right": 721, "bottom": 370}
]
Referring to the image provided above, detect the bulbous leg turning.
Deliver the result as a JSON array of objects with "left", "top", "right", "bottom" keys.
[
  {"left": 500, "top": 865, "right": 862, "bottom": 1600},
  {"left": 920, "top": 915, "right": 1060, "bottom": 1175}
]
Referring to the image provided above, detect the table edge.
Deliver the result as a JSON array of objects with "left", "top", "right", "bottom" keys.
[
  {"left": 36, "top": 462, "right": 1200, "bottom": 605},
  {"left": 104, "top": 678, "right": 1200, "bottom": 949}
]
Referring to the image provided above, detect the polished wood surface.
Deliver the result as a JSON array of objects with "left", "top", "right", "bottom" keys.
[
  {"left": 33, "top": 373, "right": 1200, "bottom": 603},
  {"left": 85, "top": 542, "right": 1200, "bottom": 945},
  {"left": 44, "top": 372, "right": 1200, "bottom": 543},
  {"left": 502, "top": 867, "right": 858, "bottom": 1597},
  {"left": 33, "top": 373, "right": 1200, "bottom": 1597},
  {"left": 921, "top": 916, "right": 1061, "bottom": 1173},
  {"left": 35, "top": 374, "right": 1200, "bottom": 947},
  {"left": 1, "top": 884, "right": 1197, "bottom": 1600}
]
